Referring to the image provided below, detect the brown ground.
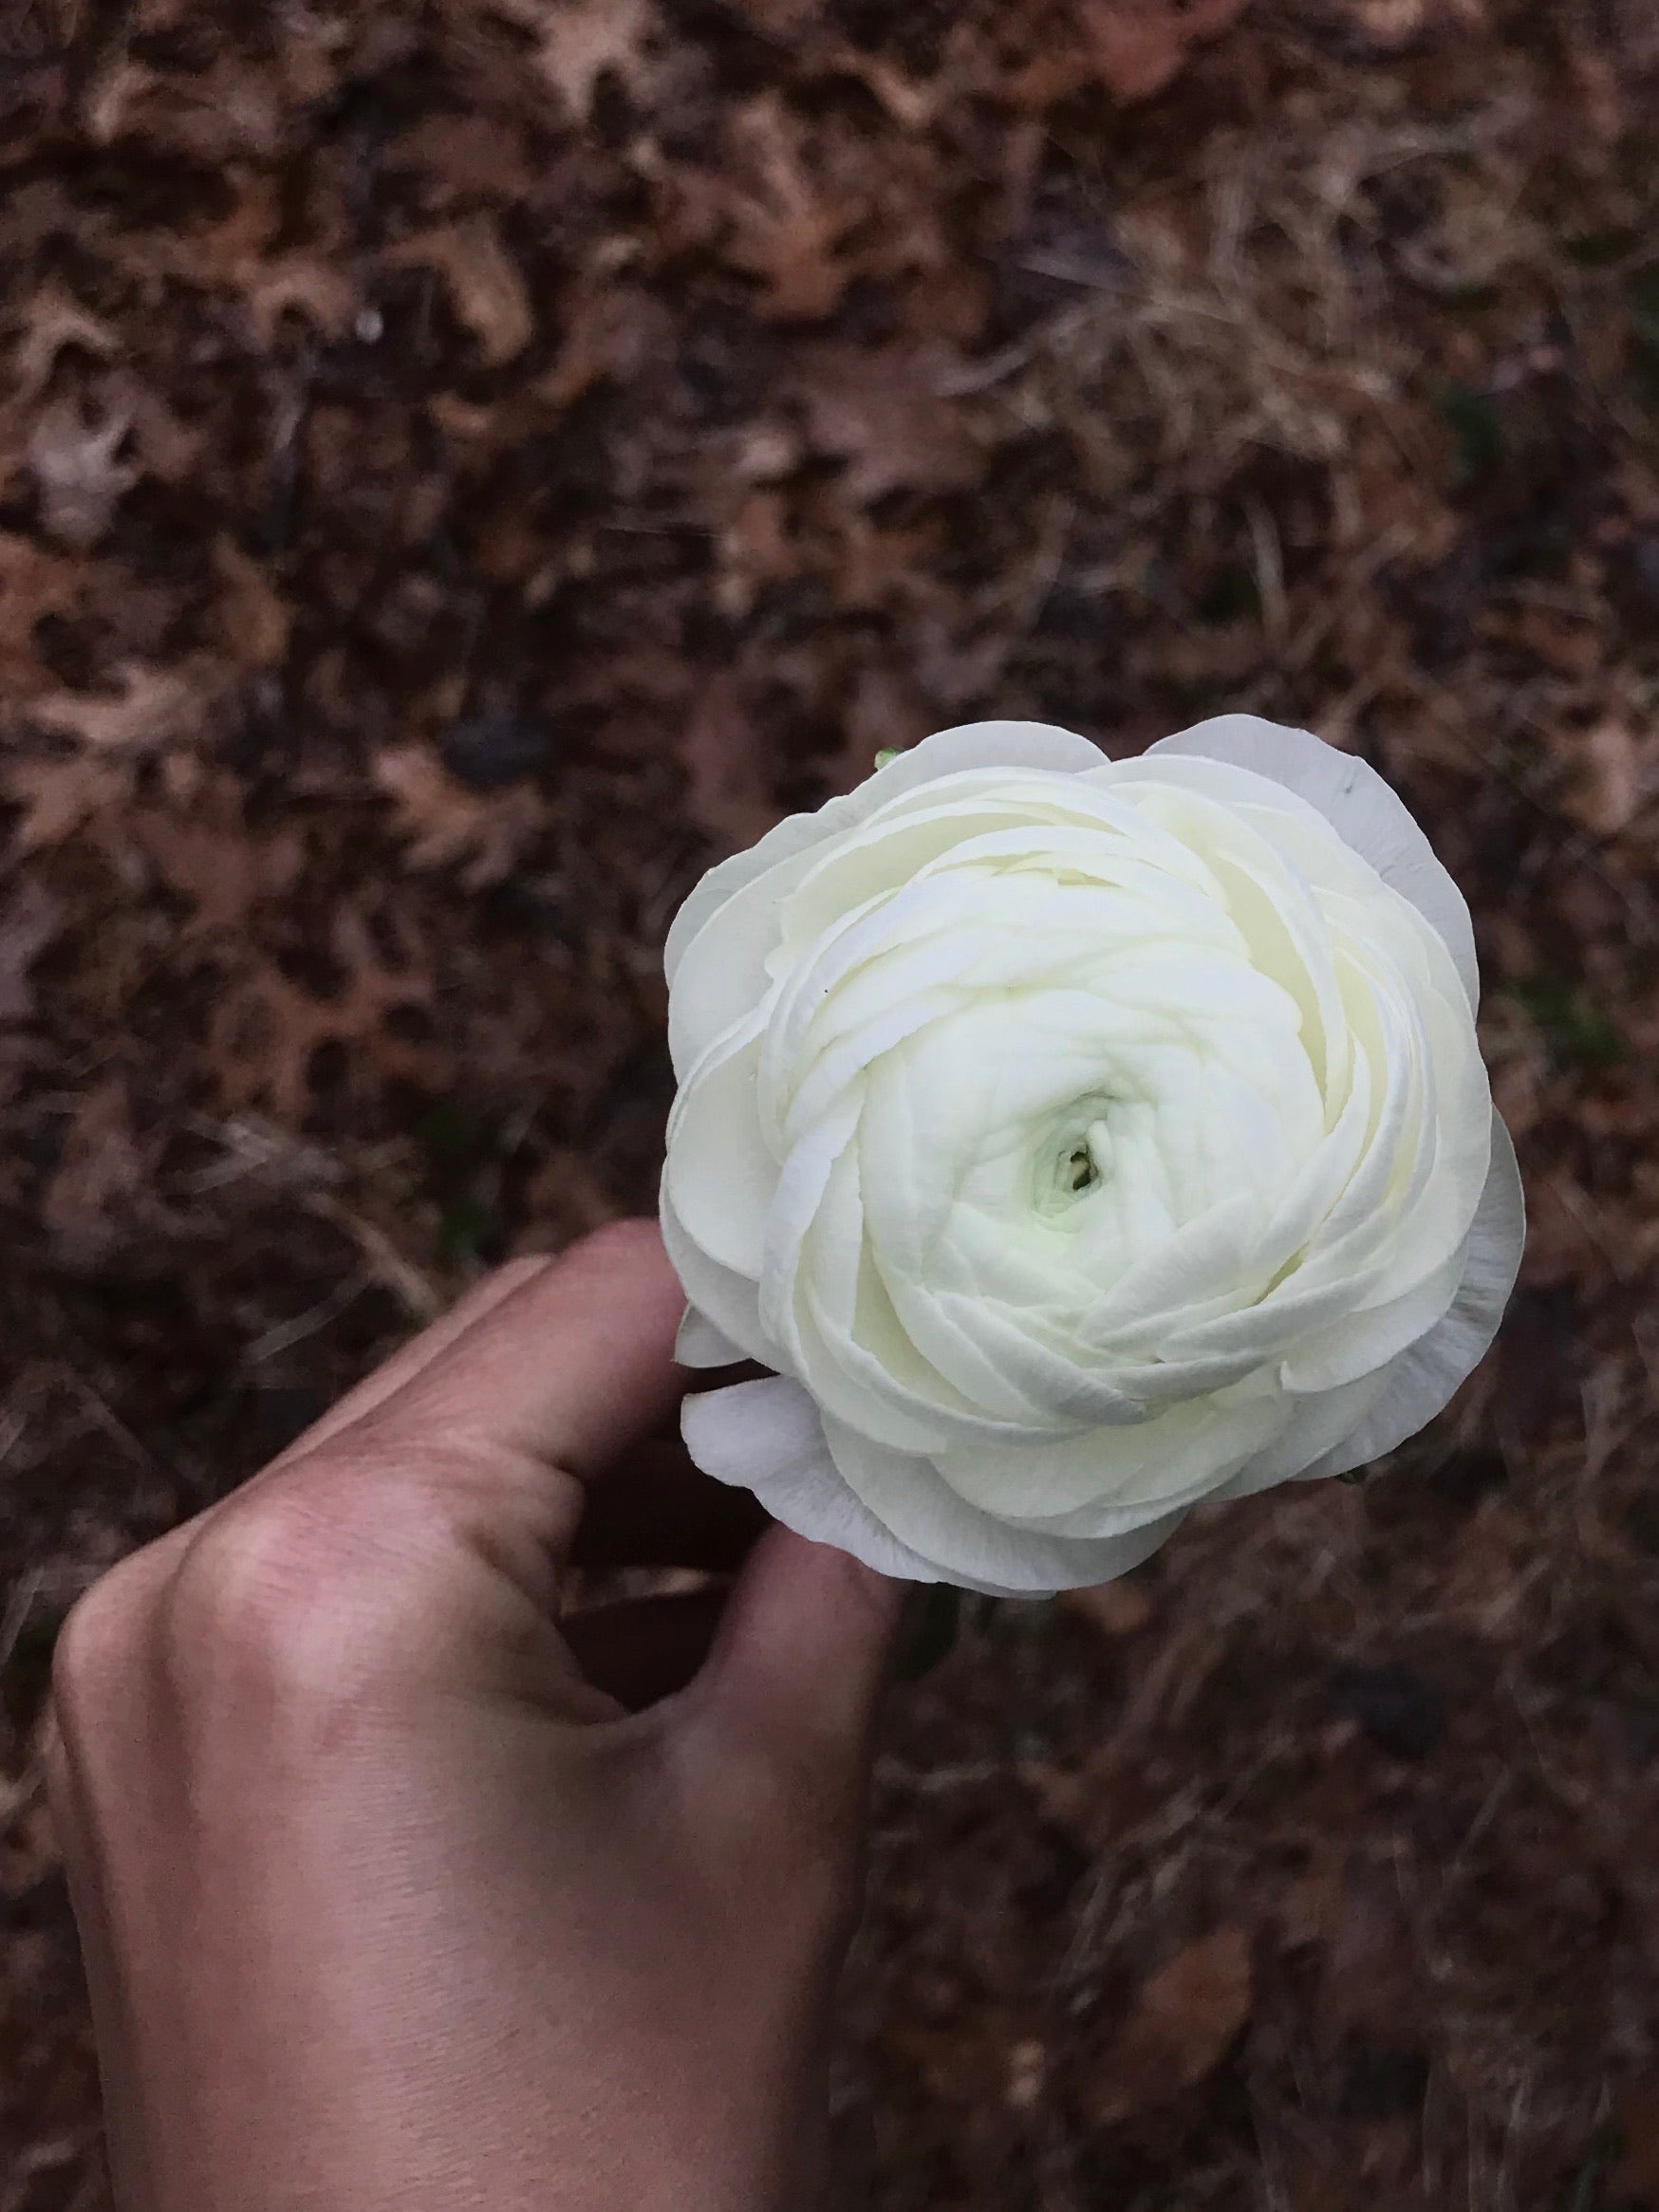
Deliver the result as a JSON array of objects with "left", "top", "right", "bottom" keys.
[{"left": 3, "top": 0, "right": 1659, "bottom": 2204}]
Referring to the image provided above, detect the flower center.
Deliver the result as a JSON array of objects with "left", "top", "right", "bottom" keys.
[
  {"left": 1067, "top": 1120, "right": 1112, "bottom": 1190},
  {"left": 1035, "top": 1106, "right": 1115, "bottom": 1217}
]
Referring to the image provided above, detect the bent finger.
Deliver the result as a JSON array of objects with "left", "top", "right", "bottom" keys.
[
  {"left": 680, "top": 1526, "right": 907, "bottom": 1817},
  {"left": 269, "top": 1255, "right": 553, "bottom": 1471},
  {"left": 365, "top": 1220, "right": 686, "bottom": 1480}
]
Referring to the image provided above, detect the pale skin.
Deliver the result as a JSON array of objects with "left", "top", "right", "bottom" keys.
[{"left": 47, "top": 1221, "right": 908, "bottom": 2212}]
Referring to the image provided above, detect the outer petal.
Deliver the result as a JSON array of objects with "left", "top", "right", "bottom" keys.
[
  {"left": 821, "top": 1412, "right": 1188, "bottom": 1594},
  {"left": 683, "top": 1375, "right": 1184, "bottom": 1596},
  {"left": 1144, "top": 715, "right": 1480, "bottom": 1009},
  {"left": 675, "top": 1307, "right": 746, "bottom": 1367},
  {"left": 662, "top": 1029, "right": 774, "bottom": 1279},
  {"left": 664, "top": 719, "right": 1106, "bottom": 984},
  {"left": 1215, "top": 1109, "right": 1524, "bottom": 1498},
  {"left": 659, "top": 1182, "right": 774, "bottom": 1368},
  {"left": 681, "top": 1376, "right": 951, "bottom": 1584}
]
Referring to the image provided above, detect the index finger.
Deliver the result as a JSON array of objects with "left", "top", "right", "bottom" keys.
[{"left": 367, "top": 1218, "right": 688, "bottom": 1479}]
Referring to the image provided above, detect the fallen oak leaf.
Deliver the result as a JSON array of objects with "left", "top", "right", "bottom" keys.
[
  {"left": 122, "top": 178, "right": 358, "bottom": 344},
  {"left": 205, "top": 905, "right": 439, "bottom": 1125},
  {"left": 1089, "top": 1927, "right": 1253, "bottom": 2126},
  {"left": 1564, "top": 718, "right": 1648, "bottom": 838},
  {"left": 793, "top": 342, "right": 979, "bottom": 503},
  {"left": 1, "top": 755, "right": 132, "bottom": 852},
  {"left": 28, "top": 660, "right": 211, "bottom": 753},
  {"left": 245, "top": 254, "right": 360, "bottom": 344},
  {"left": 1081, "top": 0, "right": 1249, "bottom": 102},
  {"left": 820, "top": 43, "right": 937, "bottom": 129},
  {"left": 41, "top": 1078, "right": 153, "bottom": 1269},
  {"left": 680, "top": 671, "right": 779, "bottom": 849},
  {"left": 1010, "top": 0, "right": 1249, "bottom": 106},
  {"left": 374, "top": 742, "right": 546, "bottom": 888},
  {"left": 83, "top": 47, "right": 285, "bottom": 161},
  {"left": 1061, "top": 1577, "right": 1155, "bottom": 1638},
  {"left": 384, "top": 217, "right": 534, "bottom": 367},
  {"left": 131, "top": 800, "right": 303, "bottom": 941},
  {"left": 0, "top": 532, "right": 82, "bottom": 683},
  {"left": 9, "top": 280, "right": 120, "bottom": 400},
  {"left": 103, "top": 369, "right": 204, "bottom": 485},
  {"left": 81, "top": 53, "right": 158, "bottom": 145},
  {"left": 213, "top": 535, "right": 292, "bottom": 668},
  {"left": 26, "top": 392, "right": 138, "bottom": 550},
  {"left": 383, "top": 111, "right": 544, "bottom": 206},
  {"left": 486, "top": 0, "right": 662, "bottom": 121},
  {"left": 721, "top": 95, "right": 853, "bottom": 322},
  {"left": 531, "top": 283, "right": 672, "bottom": 412}
]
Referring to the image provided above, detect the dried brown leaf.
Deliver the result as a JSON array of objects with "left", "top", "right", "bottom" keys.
[
  {"left": 0, "top": 531, "right": 81, "bottom": 683},
  {"left": 1090, "top": 1927, "right": 1253, "bottom": 2125},
  {"left": 493, "top": 0, "right": 662, "bottom": 121},
  {"left": 722, "top": 95, "right": 852, "bottom": 321},
  {"left": 10, "top": 281, "right": 120, "bottom": 400},
  {"left": 385, "top": 112, "right": 543, "bottom": 206},
  {"left": 206, "top": 906, "right": 438, "bottom": 1123},
  {"left": 1563, "top": 719, "right": 1647, "bottom": 838},
  {"left": 680, "top": 673, "right": 778, "bottom": 849},
  {"left": 26, "top": 393, "right": 138, "bottom": 549},
  {"left": 128, "top": 178, "right": 356, "bottom": 341},
  {"left": 29, "top": 662, "right": 205, "bottom": 753},
  {"left": 386, "top": 218, "right": 534, "bottom": 367},
  {"left": 795, "top": 343, "right": 979, "bottom": 504},
  {"left": 1080, "top": 0, "right": 1249, "bottom": 102},
  {"left": 531, "top": 285, "right": 673, "bottom": 412},
  {"left": 0, "top": 878, "right": 62, "bottom": 1023},
  {"left": 213, "top": 536, "right": 292, "bottom": 668},
  {"left": 131, "top": 809, "right": 263, "bottom": 939},
  {"left": 41, "top": 1080, "right": 149, "bottom": 1266},
  {"left": 374, "top": 743, "right": 545, "bottom": 887},
  {"left": 1, "top": 755, "right": 131, "bottom": 852},
  {"left": 84, "top": 50, "right": 284, "bottom": 161}
]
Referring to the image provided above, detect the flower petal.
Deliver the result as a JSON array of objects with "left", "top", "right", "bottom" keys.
[
  {"left": 675, "top": 1306, "right": 746, "bottom": 1368},
  {"left": 664, "top": 720, "right": 1105, "bottom": 986},
  {"left": 1143, "top": 716, "right": 1480, "bottom": 1008},
  {"left": 681, "top": 1375, "right": 945, "bottom": 1583},
  {"left": 1311, "top": 1109, "right": 1523, "bottom": 1473},
  {"left": 666, "top": 724, "right": 1109, "bottom": 1073},
  {"left": 662, "top": 1027, "right": 774, "bottom": 1280},
  {"left": 659, "top": 1182, "right": 774, "bottom": 1367},
  {"left": 1217, "top": 1109, "right": 1524, "bottom": 1496},
  {"left": 821, "top": 1411, "right": 1188, "bottom": 1593}
]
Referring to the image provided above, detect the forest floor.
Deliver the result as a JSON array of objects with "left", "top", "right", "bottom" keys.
[{"left": 4, "top": 0, "right": 1659, "bottom": 2205}]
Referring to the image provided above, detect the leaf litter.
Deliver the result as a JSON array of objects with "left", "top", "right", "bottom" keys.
[{"left": 4, "top": 0, "right": 1659, "bottom": 2205}]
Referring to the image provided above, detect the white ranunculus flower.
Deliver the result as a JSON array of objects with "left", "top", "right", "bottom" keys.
[{"left": 661, "top": 716, "right": 1524, "bottom": 1595}]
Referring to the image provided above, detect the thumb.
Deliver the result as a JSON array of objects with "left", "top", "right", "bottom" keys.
[{"left": 681, "top": 1525, "right": 908, "bottom": 1839}]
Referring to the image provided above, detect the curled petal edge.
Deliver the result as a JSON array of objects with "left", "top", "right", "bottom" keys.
[{"left": 1146, "top": 715, "right": 1480, "bottom": 1009}]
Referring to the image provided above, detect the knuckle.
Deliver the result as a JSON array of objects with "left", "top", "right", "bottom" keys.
[
  {"left": 158, "top": 1470, "right": 447, "bottom": 1704},
  {"left": 51, "top": 1562, "right": 151, "bottom": 1733}
]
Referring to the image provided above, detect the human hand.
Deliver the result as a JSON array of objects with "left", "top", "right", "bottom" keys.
[{"left": 48, "top": 1222, "right": 907, "bottom": 2212}]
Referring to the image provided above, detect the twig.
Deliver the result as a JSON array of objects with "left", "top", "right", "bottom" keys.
[{"left": 243, "top": 1273, "right": 369, "bottom": 1366}]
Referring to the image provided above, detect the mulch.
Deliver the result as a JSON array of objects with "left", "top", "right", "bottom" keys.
[{"left": 4, "top": 0, "right": 1659, "bottom": 2203}]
